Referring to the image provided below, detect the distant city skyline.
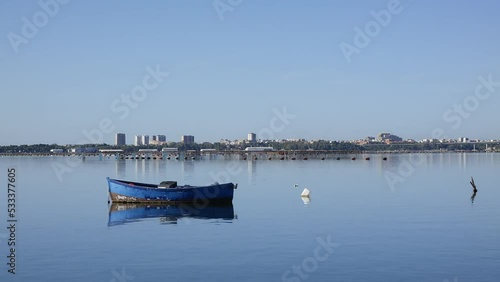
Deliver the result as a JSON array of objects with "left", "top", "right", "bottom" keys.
[
  {"left": 59, "top": 131, "right": 500, "bottom": 147},
  {"left": 2, "top": 129, "right": 500, "bottom": 146},
  {"left": 1, "top": 1, "right": 499, "bottom": 145}
]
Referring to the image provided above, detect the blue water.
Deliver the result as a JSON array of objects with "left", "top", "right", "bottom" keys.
[{"left": 0, "top": 153, "right": 499, "bottom": 281}]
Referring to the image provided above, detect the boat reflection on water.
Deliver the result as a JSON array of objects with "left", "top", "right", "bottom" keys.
[{"left": 108, "top": 203, "right": 235, "bottom": 226}]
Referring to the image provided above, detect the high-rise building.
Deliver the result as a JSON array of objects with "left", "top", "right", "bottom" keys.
[
  {"left": 247, "top": 133, "right": 256, "bottom": 143},
  {"left": 115, "top": 133, "right": 126, "bottom": 146},
  {"left": 142, "top": 135, "right": 150, "bottom": 145},
  {"left": 150, "top": 135, "right": 167, "bottom": 145},
  {"left": 181, "top": 135, "right": 194, "bottom": 144},
  {"left": 134, "top": 135, "right": 142, "bottom": 146}
]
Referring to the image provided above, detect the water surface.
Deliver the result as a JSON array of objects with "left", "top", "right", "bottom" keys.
[{"left": 0, "top": 153, "right": 498, "bottom": 281}]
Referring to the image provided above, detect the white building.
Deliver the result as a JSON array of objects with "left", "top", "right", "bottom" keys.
[
  {"left": 161, "top": 148, "right": 178, "bottom": 152},
  {"left": 247, "top": 133, "right": 256, "bottom": 143},
  {"left": 245, "top": 147, "right": 274, "bottom": 152},
  {"left": 200, "top": 148, "right": 217, "bottom": 153},
  {"left": 134, "top": 135, "right": 142, "bottom": 146},
  {"left": 138, "top": 149, "right": 158, "bottom": 152},
  {"left": 68, "top": 147, "right": 98, "bottom": 154},
  {"left": 142, "top": 135, "right": 150, "bottom": 145}
]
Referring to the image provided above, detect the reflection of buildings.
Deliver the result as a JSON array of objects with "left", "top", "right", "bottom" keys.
[
  {"left": 247, "top": 159, "right": 256, "bottom": 184},
  {"left": 458, "top": 153, "right": 467, "bottom": 169},
  {"left": 181, "top": 161, "right": 195, "bottom": 181},
  {"left": 115, "top": 160, "right": 126, "bottom": 178},
  {"left": 134, "top": 159, "right": 151, "bottom": 178}
]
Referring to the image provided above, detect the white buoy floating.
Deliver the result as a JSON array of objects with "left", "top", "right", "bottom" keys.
[{"left": 301, "top": 188, "right": 310, "bottom": 198}]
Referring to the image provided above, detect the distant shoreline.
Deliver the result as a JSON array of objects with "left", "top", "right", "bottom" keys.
[{"left": 0, "top": 150, "right": 497, "bottom": 158}]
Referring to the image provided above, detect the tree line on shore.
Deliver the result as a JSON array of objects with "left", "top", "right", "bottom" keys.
[{"left": 0, "top": 141, "right": 498, "bottom": 154}]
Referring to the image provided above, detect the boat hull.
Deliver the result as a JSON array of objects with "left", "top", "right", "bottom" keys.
[{"left": 107, "top": 178, "right": 235, "bottom": 204}]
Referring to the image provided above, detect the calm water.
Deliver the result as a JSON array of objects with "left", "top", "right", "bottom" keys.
[{"left": 0, "top": 153, "right": 499, "bottom": 282}]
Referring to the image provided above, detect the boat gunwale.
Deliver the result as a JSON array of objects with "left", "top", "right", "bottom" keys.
[{"left": 107, "top": 177, "right": 234, "bottom": 191}]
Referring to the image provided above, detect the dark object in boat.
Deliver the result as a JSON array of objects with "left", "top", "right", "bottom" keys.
[{"left": 159, "top": 181, "right": 177, "bottom": 188}]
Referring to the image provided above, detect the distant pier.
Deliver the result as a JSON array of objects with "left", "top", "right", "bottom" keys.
[{"left": 1, "top": 149, "right": 494, "bottom": 160}]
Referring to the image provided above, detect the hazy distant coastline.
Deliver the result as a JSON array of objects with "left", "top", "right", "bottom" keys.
[{"left": 0, "top": 140, "right": 498, "bottom": 156}]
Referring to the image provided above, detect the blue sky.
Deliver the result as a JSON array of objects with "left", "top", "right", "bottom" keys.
[{"left": 1, "top": 0, "right": 499, "bottom": 145}]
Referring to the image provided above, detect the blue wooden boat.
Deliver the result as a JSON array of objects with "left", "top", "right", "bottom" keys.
[
  {"left": 107, "top": 177, "right": 236, "bottom": 204},
  {"left": 108, "top": 203, "right": 235, "bottom": 226}
]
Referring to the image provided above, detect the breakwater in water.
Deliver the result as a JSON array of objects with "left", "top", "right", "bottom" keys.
[{"left": 1, "top": 150, "right": 495, "bottom": 160}]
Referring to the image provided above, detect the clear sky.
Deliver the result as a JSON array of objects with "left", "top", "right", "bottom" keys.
[{"left": 1, "top": 0, "right": 499, "bottom": 145}]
